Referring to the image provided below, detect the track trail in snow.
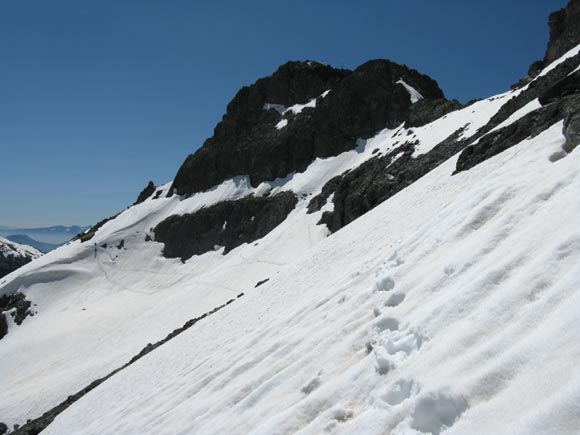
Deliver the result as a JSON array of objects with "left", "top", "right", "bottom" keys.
[
  {"left": 364, "top": 255, "right": 467, "bottom": 435},
  {"left": 95, "top": 245, "right": 243, "bottom": 297}
]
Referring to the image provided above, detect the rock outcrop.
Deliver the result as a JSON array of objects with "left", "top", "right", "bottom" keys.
[
  {"left": 563, "top": 110, "right": 580, "bottom": 152},
  {"left": 154, "top": 192, "right": 297, "bottom": 261},
  {"left": 456, "top": 95, "right": 580, "bottom": 173},
  {"left": 0, "top": 293, "right": 34, "bottom": 340},
  {"left": 169, "top": 60, "right": 447, "bottom": 197},
  {"left": 545, "top": 0, "right": 580, "bottom": 64},
  {"left": 538, "top": 70, "right": 580, "bottom": 105},
  {"left": 133, "top": 181, "right": 156, "bottom": 205},
  {"left": 308, "top": 128, "right": 469, "bottom": 232}
]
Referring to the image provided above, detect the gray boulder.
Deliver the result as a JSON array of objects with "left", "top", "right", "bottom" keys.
[{"left": 563, "top": 110, "right": 580, "bottom": 152}]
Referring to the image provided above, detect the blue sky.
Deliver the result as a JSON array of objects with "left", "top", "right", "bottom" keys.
[{"left": 0, "top": 0, "right": 567, "bottom": 227}]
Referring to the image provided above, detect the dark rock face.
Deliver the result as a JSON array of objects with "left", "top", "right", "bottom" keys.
[
  {"left": 405, "top": 98, "right": 463, "bottom": 128},
  {"left": 545, "top": 0, "right": 580, "bottom": 64},
  {"left": 0, "top": 254, "right": 33, "bottom": 279},
  {"left": 170, "top": 60, "right": 446, "bottom": 197},
  {"left": 134, "top": 181, "right": 156, "bottom": 205},
  {"left": 564, "top": 110, "right": 580, "bottom": 151},
  {"left": 0, "top": 293, "right": 33, "bottom": 340},
  {"left": 0, "top": 314, "right": 7, "bottom": 341},
  {"left": 538, "top": 70, "right": 580, "bottom": 105},
  {"left": 0, "top": 293, "right": 32, "bottom": 325},
  {"left": 456, "top": 95, "right": 580, "bottom": 173},
  {"left": 154, "top": 192, "right": 297, "bottom": 261},
  {"left": 308, "top": 128, "right": 469, "bottom": 233},
  {"left": 528, "top": 60, "right": 547, "bottom": 79}
]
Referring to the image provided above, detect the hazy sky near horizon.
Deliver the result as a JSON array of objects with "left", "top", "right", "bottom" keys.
[{"left": 0, "top": 0, "right": 568, "bottom": 227}]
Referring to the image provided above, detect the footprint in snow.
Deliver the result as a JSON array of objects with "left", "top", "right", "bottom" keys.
[
  {"left": 301, "top": 375, "right": 321, "bottom": 395},
  {"left": 369, "top": 316, "right": 423, "bottom": 375},
  {"left": 384, "top": 292, "right": 405, "bottom": 307},
  {"left": 369, "top": 378, "right": 419, "bottom": 408},
  {"left": 324, "top": 405, "right": 354, "bottom": 432},
  {"left": 410, "top": 390, "right": 468, "bottom": 435},
  {"left": 375, "top": 276, "right": 395, "bottom": 292}
]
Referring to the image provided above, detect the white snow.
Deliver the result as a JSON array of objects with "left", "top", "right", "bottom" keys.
[
  {"left": 275, "top": 118, "right": 288, "bottom": 129},
  {"left": 269, "top": 90, "right": 331, "bottom": 130},
  {"left": 0, "top": 237, "right": 42, "bottom": 260},
  {"left": 283, "top": 89, "right": 330, "bottom": 116},
  {"left": 396, "top": 79, "right": 424, "bottom": 103},
  {"left": 411, "top": 90, "right": 516, "bottom": 156}
]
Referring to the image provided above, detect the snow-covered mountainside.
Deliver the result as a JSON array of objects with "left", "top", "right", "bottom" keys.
[
  {"left": 0, "top": 238, "right": 42, "bottom": 344},
  {"left": 0, "top": 237, "right": 41, "bottom": 279},
  {"left": 1, "top": 2, "right": 580, "bottom": 434}
]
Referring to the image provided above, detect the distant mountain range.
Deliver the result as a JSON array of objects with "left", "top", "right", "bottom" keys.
[{"left": 0, "top": 225, "right": 90, "bottom": 245}]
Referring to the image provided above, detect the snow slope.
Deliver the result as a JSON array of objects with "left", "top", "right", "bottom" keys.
[
  {"left": 1, "top": 45, "right": 580, "bottom": 434},
  {"left": 41, "top": 120, "right": 580, "bottom": 435},
  {"left": 0, "top": 82, "right": 530, "bottom": 428}
]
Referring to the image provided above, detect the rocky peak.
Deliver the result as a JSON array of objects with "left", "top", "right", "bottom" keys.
[
  {"left": 545, "top": 0, "right": 580, "bottom": 64},
  {"left": 511, "top": 0, "right": 579, "bottom": 88},
  {"left": 170, "top": 59, "right": 448, "bottom": 197},
  {"left": 226, "top": 61, "right": 349, "bottom": 116}
]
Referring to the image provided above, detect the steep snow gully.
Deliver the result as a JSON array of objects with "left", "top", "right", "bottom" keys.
[{"left": 2, "top": 2, "right": 580, "bottom": 434}]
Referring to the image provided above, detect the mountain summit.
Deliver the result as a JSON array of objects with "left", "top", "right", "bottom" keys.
[{"left": 170, "top": 59, "right": 448, "bottom": 196}]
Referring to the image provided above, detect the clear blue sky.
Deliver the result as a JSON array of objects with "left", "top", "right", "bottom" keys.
[{"left": 0, "top": 0, "right": 567, "bottom": 227}]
